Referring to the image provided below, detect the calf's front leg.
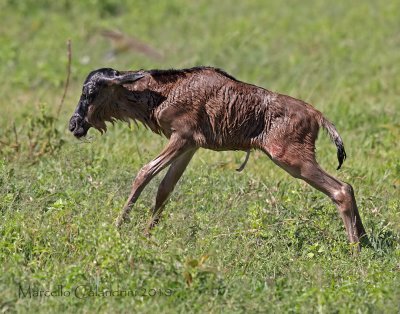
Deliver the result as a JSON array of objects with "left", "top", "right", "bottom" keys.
[
  {"left": 145, "top": 148, "right": 197, "bottom": 233},
  {"left": 116, "top": 135, "right": 192, "bottom": 228}
]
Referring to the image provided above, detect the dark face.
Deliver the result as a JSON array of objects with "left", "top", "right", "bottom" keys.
[
  {"left": 69, "top": 68, "right": 119, "bottom": 138},
  {"left": 68, "top": 107, "right": 92, "bottom": 138},
  {"left": 69, "top": 68, "right": 145, "bottom": 138}
]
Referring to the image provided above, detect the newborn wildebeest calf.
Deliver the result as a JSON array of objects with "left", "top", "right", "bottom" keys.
[{"left": 69, "top": 67, "right": 366, "bottom": 248}]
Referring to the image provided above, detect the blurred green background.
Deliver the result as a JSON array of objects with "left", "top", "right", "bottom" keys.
[{"left": 0, "top": 0, "right": 399, "bottom": 313}]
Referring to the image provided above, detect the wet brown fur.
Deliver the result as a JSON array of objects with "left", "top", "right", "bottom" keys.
[
  {"left": 89, "top": 68, "right": 323, "bottom": 153},
  {"left": 72, "top": 66, "right": 367, "bottom": 248}
]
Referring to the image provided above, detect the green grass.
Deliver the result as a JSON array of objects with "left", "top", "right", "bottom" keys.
[{"left": 1, "top": 0, "right": 400, "bottom": 313}]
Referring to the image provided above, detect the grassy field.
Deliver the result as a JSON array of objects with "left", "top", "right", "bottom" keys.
[{"left": 1, "top": 0, "right": 399, "bottom": 313}]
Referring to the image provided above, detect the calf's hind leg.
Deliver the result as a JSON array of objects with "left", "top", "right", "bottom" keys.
[
  {"left": 266, "top": 145, "right": 366, "bottom": 246},
  {"left": 296, "top": 162, "right": 366, "bottom": 243}
]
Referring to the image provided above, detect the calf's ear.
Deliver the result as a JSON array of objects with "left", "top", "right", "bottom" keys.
[
  {"left": 102, "top": 73, "right": 145, "bottom": 86},
  {"left": 116, "top": 73, "right": 145, "bottom": 84}
]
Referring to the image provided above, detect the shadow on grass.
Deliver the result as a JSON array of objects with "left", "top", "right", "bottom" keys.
[{"left": 362, "top": 225, "right": 399, "bottom": 255}]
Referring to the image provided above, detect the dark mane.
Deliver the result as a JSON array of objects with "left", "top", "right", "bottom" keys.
[{"left": 148, "top": 66, "right": 238, "bottom": 82}]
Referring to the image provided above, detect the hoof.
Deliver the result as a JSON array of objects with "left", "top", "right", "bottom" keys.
[
  {"left": 115, "top": 218, "right": 123, "bottom": 229},
  {"left": 115, "top": 215, "right": 130, "bottom": 228},
  {"left": 143, "top": 228, "right": 152, "bottom": 238},
  {"left": 351, "top": 243, "right": 361, "bottom": 255},
  {"left": 144, "top": 217, "right": 159, "bottom": 237}
]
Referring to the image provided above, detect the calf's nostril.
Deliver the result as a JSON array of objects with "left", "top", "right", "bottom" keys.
[
  {"left": 69, "top": 117, "right": 83, "bottom": 132},
  {"left": 69, "top": 120, "right": 77, "bottom": 132}
]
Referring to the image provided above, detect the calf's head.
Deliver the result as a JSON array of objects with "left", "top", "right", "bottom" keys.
[{"left": 69, "top": 68, "right": 144, "bottom": 138}]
